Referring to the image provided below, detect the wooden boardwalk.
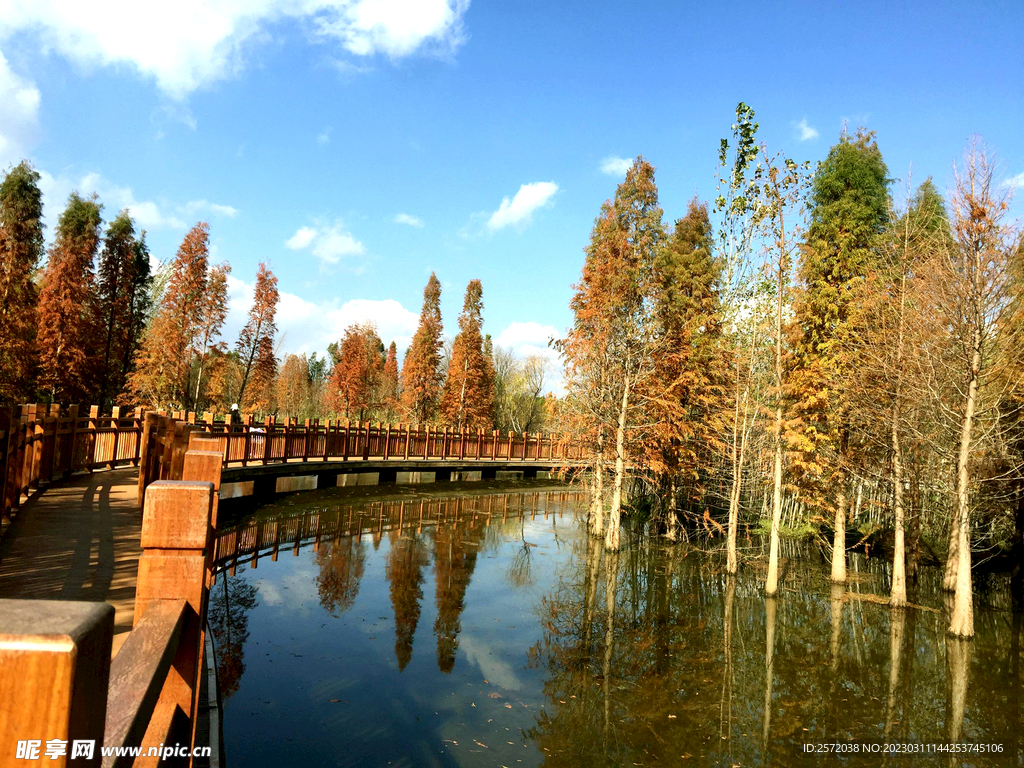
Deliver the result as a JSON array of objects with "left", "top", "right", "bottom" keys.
[{"left": 0, "top": 467, "right": 141, "bottom": 654}]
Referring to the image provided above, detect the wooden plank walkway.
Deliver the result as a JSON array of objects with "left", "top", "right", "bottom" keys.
[{"left": 0, "top": 467, "right": 141, "bottom": 655}]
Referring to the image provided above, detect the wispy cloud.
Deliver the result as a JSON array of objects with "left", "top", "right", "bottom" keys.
[
  {"left": 317, "top": 127, "right": 332, "bottom": 145},
  {"left": 0, "top": 0, "right": 471, "bottom": 99},
  {"left": 393, "top": 212, "right": 424, "bottom": 228},
  {"left": 486, "top": 181, "right": 558, "bottom": 231},
  {"left": 285, "top": 222, "right": 365, "bottom": 265},
  {"left": 183, "top": 199, "right": 238, "bottom": 218},
  {"left": 795, "top": 118, "right": 818, "bottom": 141},
  {"left": 600, "top": 156, "right": 632, "bottom": 177},
  {"left": 0, "top": 51, "right": 40, "bottom": 167},
  {"left": 226, "top": 274, "right": 419, "bottom": 357},
  {"left": 1004, "top": 172, "right": 1024, "bottom": 190}
]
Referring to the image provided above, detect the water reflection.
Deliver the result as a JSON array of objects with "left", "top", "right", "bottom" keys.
[{"left": 213, "top": 488, "right": 1023, "bottom": 767}]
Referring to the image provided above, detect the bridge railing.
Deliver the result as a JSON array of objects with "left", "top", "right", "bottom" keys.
[
  {"left": 137, "top": 412, "right": 582, "bottom": 503},
  {"left": 0, "top": 447, "right": 223, "bottom": 767},
  {"left": 1, "top": 404, "right": 145, "bottom": 525}
]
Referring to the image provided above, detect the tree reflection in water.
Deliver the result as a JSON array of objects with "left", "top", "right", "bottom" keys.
[
  {"left": 385, "top": 526, "right": 428, "bottom": 671},
  {"left": 207, "top": 572, "right": 259, "bottom": 700},
  {"left": 433, "top": 500, "right": 488, "bottom": 673},
  {"left": 316, "top": 534, "right": 366, "bottom": 616}
]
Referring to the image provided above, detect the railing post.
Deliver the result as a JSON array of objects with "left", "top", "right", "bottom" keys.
[
  {"left": 343, "top": 420, "right": 351, "bottom": 461},
  {"left": 108, "top": 406, "right": 121, "bottom": 469},
  {"left": 383, "top": 423, "right": 391, "bottom": 460},
  {"left": 491, "top": 430, "right": 498, "bottom": 460},
  {"left": 0, "top": 600, "right": 114, "bottom": 766},
  {"left": 423, "top": 425, "right": 430, "bottom": 460},
  {"left": 86, "top": 406, "right": 100, "bottom": 473},
  {"left": 262, "top": 416, "right": 273, "bottom": 465},
  {"left": 403, "top": 424, "right": 410, "bottom": 460},
  {"left": 27, "top": 403, "right": 41, "bottom": 489},
  {"left": 138, "top": 412, "right": 158, "bottom": 506},
  {"left": 40, "top": 404, "right": 59, "bottom": 484},
  {"left": 362, "top": 422, "right": 370, "bottom": 461},
  {"left": 134, "top": 480, "right": 215, "bottom": 750}
]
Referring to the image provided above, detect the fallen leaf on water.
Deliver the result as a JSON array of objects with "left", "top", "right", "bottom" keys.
[
  {"left": 473, "top": 740, "right": 488, "bottom": 749},
  {"left": 505, "top": 703, "right": 513, "bottom": 709},
  {"left": 488, "top": 693, "right": 502, "bottom": 699}
]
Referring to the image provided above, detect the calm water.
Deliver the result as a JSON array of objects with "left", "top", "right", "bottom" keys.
[{"left": 210, "top": 483, "right": 1023, "bottom": 767}]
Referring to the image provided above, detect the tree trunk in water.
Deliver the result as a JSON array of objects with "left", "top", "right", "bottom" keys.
[
  {"left": 908, "top": 467, "right": 922, "bottom": 583},
  {"left": 602, "top": 548, "right": 619, "bottom": 743},
  {"left": 589, "top": 430, "right": 605, "bottom": 538},
  {"left": 884, "top": 608, "right": 906, "bottom": 739},
  {"left": 891, "top": 412, "right": 907, "bottom": 607},
  {"left": 946, "top": 637, "right": 972, "bottom": 749},
  {"left": 762, "top": 595, "right": 777, "bottom": 750},
  {"left": 720, "top": 575, "right": 736, "bottom": 743},
  {"left": 765, "top": 404, "right": 785, "bottom": 595},
  {"left": 831, "top": 471, "right": 848, "bottom": 584},
  {"left": 943, "top": 514, "right": 960, "bottom": 593},
  {"left": 606, "top": 380, "right": 629, "bottom": 552},
  {"left": 948, "top": 338, "right": 980, "bottom": 638}
]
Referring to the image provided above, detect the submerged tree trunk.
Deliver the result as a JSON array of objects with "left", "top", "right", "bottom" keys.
[
  {"left": 946, "top": 637, "right": 972, "bottom": 747},
  {"left": 589, "top": 430, "right": 605, "bottom": 538},
  {"left": 762, "top": 595, "right": 777, "bottom": 750},
  {"left": 884, "top": 608, "right": 906, "bottom": 739},
  {"left": 831, "top": 470, "right": 848, "bottom": 584},
  {"left": 602, "top": 548, "right": 620, "bottom": 743},
  {"left": 720, "top": 576, "right": 736, "bottom": 745},
  {"left": 606, "top": 380, "right": 629, "bottom": 552},
  {"left": 765, "top": 403, "right": 785, "bottom": 595}
]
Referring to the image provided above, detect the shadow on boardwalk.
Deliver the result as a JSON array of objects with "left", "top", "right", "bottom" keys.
[{"left": 0, "top": 467, "right": 141, "bottom": 652}]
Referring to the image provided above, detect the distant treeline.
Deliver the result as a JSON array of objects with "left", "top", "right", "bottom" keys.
[{"left": 0, "top": 164, "right": 555, "bottom": 435}]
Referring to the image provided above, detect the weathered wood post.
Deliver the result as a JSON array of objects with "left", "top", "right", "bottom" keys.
[
  {"left": 262, "top": 416, "right": 273, "bottom": 465},
  {"left": 343, "top": 420, "right": 351, "bottom": 461},
  {"left": 86, "top": 406, "right": 100, "bottom": 473},
  {"left": 0, "top": 600, "right": 114, "bottom": 767},
  {"left": 362, "top": 422, "right": 370, "bottom": 461},
  {"left": 39, "top": 404, "right": 59, "bottom": 484},
  {"left": 403, "top": 424, "right": 411, "bottom": 460},
  {"left": 0, "top": 407, "right": 13, "bottom": 517},
  {"left": 107, "top": 406, "right": 122, "bottom": 469},
  {"left": 133, "top": 480, "right": 215, "bottom": 754},
  {"left": 383, "top": 423, "right": 391, "bottom": 460}
]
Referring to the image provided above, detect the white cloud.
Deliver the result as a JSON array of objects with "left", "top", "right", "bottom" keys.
[
  {"left": 316, "top": 0, "right": 470, "bottom": 59},
  {"left": 183, "top": 199, "right": 238, "bottom": 218},
  {"left": 37, "top": 170, "right": 189, "bottom": 230},
  {"left": 600, "top": 156, "right": 632, "bottom": 177},
  {"left": 285, "top": 222, "right": 365, "bottom": 265},
  {"left": 226, "top": 274, "right": 419, "bottom": 357},
  {"left": 1004, "top": 172, "right": 1024, "bottom": 190},
  {"left": 495, "top": 321, "right": 558, "bottom": 352},
  {"left": 486, "top": 181, "right": 558, "bottom": 231},
  {"left": 317, "top": 127, "right": 331, "bottom": 145},
  {"left": 795, "top": 118, "right": 818, "bottom": 141},
  {"left": 0, "top": 0, "right": 471, "bottom": 99},
  {"left": 393, "top": 212, "right": 424, "bottom": 227},
  {"left": 0, "top": 51, "right": 41, "bottom": 167}
]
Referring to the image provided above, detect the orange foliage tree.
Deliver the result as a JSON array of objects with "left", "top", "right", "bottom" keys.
[
  {"left": 328, "top": 322, "right": 384, "bottom": 420},
  {"left": 0, "top": 161, "right": 44, "bottom": 404},
  {"left": 276, "top": 353, "right": 310, "bottom": 418},
  {"left": 381, "top": 341, "right": 400, "bottom": 421},
  {"left": 439, "top": 279, "right": 494, "bottom": 430},
  {"left": 130, "top": 222, "right": 211, "bottom": 409},
  {"left": 36, "top": 193, "right": 103, "bottom": 403},
  {"left": 192, "top": 263, "right": 231, "bottom": 411},
  {"left": 400, "top": 272, "right": 444, "bottom": 423},
  {"left": 235, "top": 262, "right": 279, "bottom": 413}
]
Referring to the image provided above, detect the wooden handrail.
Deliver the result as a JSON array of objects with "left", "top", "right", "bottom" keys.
[{"left": 103, "top": 600, "right": 187, "bottom": 768}]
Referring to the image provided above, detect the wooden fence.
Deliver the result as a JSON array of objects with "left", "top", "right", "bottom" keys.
[
  {"left": 1, "top": 405, "right": 145, "bottom": 524},
  {"left": 0, "top": 444, "right": 224, "bottom": 767}
]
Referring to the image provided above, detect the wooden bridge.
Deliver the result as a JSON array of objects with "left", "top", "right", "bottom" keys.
[{"left": 0, "top": 405, "right": 585, "bottom": 767}]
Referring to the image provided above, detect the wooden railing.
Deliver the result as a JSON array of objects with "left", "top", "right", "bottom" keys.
[
  {"left": 0, "top": 404, "right": 145, "bottom": 524},
  {"left": 0, "top": 445, "right": 223, "bottom": 767},
  {"left": 137, "top": 412, "right": 583, "bottom": 505}
]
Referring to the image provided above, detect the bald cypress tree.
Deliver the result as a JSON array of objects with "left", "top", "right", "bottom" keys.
[
  {"left": 0, "top": 161, "right": 44, "bottom": 404},
  {"left": 401, "top": 273, "right": 444, "bottom": 423},
  {"left": 788, "top": 129, "right": 890, "bottom": 583},
  {"left": 440, "top": 280, "right": 494, "bottom": 430},
  {"left": 37, "top": 193, "right": 103, "bottom": 403}
]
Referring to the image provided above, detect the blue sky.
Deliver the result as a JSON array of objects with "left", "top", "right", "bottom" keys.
[{"left": 1, "top": 0, "right": 1021, "bottom": 381}]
